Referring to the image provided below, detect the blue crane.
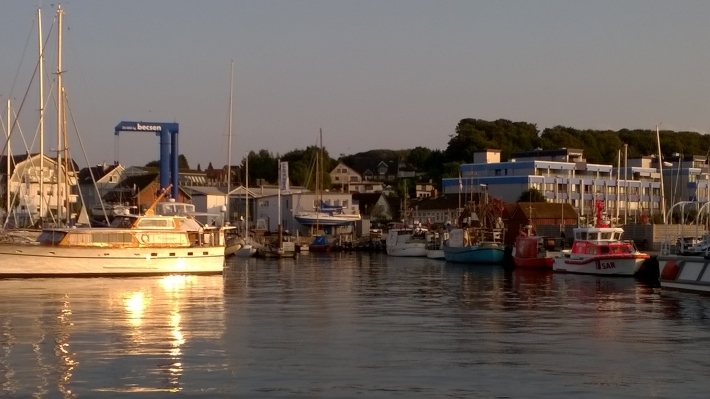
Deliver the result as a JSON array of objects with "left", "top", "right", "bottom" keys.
[{"left": 114, "top": 121, "right": 180, "bottom": 199}]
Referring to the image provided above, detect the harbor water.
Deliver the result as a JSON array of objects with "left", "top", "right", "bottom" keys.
[{"left": 0, "top": 253, "right": 709, "bottom": 398}]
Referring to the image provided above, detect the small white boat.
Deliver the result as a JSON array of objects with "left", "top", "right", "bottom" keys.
[
  {"left": 553, "top": 201, "right": 648, "bottom": 276},
  {"left": 386, "top": 225, "right": 428, "bottom": 257}
]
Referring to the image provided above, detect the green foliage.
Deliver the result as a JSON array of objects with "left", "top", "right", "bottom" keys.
[
  {"left": 518, "top": 188, "right": 547, "bottom": 203},
  {"left": 445, "top": 119, "right": 540, "bottom": 163},
  {"left": 145, "top": 154, "right": 190, "bottom": 169},
  {"left": 243, "top": 149, "right": 279, "bottom": 185}
]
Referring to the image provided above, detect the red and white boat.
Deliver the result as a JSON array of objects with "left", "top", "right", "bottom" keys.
[
  {"left": 552, "top": 201, "right": 648, "bottom": 276},
  {"left": 513, "top": 230, "right": 556, "bottom": 269}
]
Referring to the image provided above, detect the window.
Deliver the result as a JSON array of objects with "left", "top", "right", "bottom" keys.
[{"left": 342, "top": 200, "right": 348, "bottom": 207}]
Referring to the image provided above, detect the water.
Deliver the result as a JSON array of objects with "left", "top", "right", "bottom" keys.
[{"left": 1, "top": 253, "right": 709, "bottom": 398}]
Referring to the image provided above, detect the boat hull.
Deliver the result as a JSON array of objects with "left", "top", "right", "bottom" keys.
[
  {"left": 233, "top": 244, "right": 257, "bottom": 258},
  {"left": 426, "top": 249, "right": 445, "bottom": 260},
  {"left": 443, "top": 245, "right": 505, "bottom": 264},
  {"left": 0, "top": 243, "right": 225, "bottom": 277},
  {"left": 552, "top": 254, "right": 647, "bottom": 276},
  {"left": 294, "top": 214, "right": 358, "bottom": 226},
  {"left": 513, "top": 237, "right": 554, "bottom": 269},
  {"left": 657, "top": 255, "right": 710, "bottom": 293},
  {"left": 514, "top": 256, "right": 554, "bottom": 269},
  {"left": 386, "top": 243, "right": 427, "bottom": 257}
]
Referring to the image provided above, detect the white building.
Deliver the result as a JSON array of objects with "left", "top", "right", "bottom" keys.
[
  {"left": 442, "top": 149, "right": 664, "bottom": 222},
  {"left": 0, "top": 154, "right": 78, "bottom": 226}
]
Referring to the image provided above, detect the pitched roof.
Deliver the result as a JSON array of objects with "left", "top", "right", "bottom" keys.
[
  {"left": 0, "top": 154, "right": 79, "bottom": 174},
  {"left": 351, "top": 192, "right": 383, "bottom": 214},
  {"left": 77, "top": 163, "right": 121, "bottom": 183},
  {"left": 409, "top": 193, "right": 461, "bottom": 211},
  {"left": 339, "top": 157, "right": 398, "bottom": 178}
]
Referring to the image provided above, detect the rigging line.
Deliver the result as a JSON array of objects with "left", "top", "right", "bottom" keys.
[
  {"left": 65, "top": 92, "right": 102, "bottom": 226},
  {"left": 0, "top": 24, "right": 53, "bottom": 162},
  {"left": 7, "top": 11, "right": 38, "bottom": 99}
]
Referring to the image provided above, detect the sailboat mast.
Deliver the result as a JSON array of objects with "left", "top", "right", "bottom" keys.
[
  {"left": 6, "top": 100, "right": 11, "bottom": 224},
  {"left": 315, "top": 128, "right": 321, "bottom": 234},
  {"left": 245, "top": 155, "right": 249, "bottom": 236},
  {"left": 38, "top": 7, "right": 45, "bottom": 223},
  {"left": 56, "top": 5, "right": 63, "bottom": 223},
  {"left": 62, "top": 87, "right": 70, "bottom": 223},
  {"left": 226, "top": 59, "right": 233, "bottom": 224},
  {"left": 656, "top": 124, "right": 666, "bottom": 223}
]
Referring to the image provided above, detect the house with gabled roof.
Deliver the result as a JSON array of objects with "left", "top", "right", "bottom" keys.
[
  {"left": 409, "top": 194, "right": 461, "bottom": 227},
  {"left": 0, "top": 153, "right": 79, "bottom": 225},
  {"left": 352, "top": 192, "right": 398, "bottom": 224},
  {"left": 77, "top": 162, "right": 126, "bottom": 212},
  {"left": 503, "top": 202, "right": 578, "bottom": 245}
]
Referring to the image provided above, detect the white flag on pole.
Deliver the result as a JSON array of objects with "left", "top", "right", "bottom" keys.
[{"left": 280, "top": 161, "right": 289, "bottom": 191}]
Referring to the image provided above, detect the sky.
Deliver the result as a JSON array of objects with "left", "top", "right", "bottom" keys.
[{"left": 1, "top": 1, "right": 710, "bottom": 170}]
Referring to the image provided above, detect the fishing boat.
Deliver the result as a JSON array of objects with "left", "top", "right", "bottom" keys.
[
  {"left": 552, "top": 200, "right": 648, "bottom": 276},
  {"left": 0, "top": 190, "right": 226, "bottom": 277},
  {"left": 386, "top": 223, "right": 429, "bottom": 257},
  {"left": 442, "top": 227, "right": 505, "bottom": 264},
  {"left": 657, "top": 201, "right": 710, "bottom": 293},
  {"left": 512, "top": 226, "right": 557, "bottom": 269}
]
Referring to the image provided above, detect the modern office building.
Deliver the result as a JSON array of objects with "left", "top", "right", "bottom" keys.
[{"left": 442, "top": 148, "right": 669, "bottom": 223}]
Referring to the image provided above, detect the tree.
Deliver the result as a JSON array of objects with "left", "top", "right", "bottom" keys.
[
  {"left": 144, "top": 154, "right": 190, "bottom": 169},
  {"left": 518, "top": 188, "right": 546, "bottom": 203},
  {"left": 243, "top": 149, "right": 278, "bottom": 186}
]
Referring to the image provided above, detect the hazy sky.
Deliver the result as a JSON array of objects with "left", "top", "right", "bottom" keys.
[{"left": 1, "top": 1, "right": 709, "bottom": 169}]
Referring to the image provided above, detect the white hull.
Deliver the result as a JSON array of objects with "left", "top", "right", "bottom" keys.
[
  {"left": 553, "top": 254, "right": 645, "bottom": 276},
  {"left": 657, "top": 255, "right": 710, "bottom": 293},
  {"left": 386, "top": 228, "right": 428, "bottom": 257},
  {"left": 387, "top": 243, "right": 427, "bottom": 257},
  {"left": 426, "top": 249, "right": 445, "bottom": 260},
  {"left": 0, "top": 244, "right": 224, "bottom": 277},
  {"left": 233, "top": 244, "right": 257, "bottom": 258}
]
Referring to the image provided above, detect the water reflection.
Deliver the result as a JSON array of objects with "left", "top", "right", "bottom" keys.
[
  {"left": 2, "top": 254, "right": 710, "bottom": 397},
  {"left": 0, "top": 275, "right": 224, "bottom": 397}
]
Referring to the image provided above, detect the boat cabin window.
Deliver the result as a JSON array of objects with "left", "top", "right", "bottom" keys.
[
  {"left": 576, "top": 232, "right": 587, "bottom": 240},
  {"left": 91, "top": 232, "right": 133, "bottom": 244},
  {"left": 588, "top": 232, "right": 598, "bottom": 240},
  {"left": 136, "top": 218, "right": 176, "bottom": 229},
  {"left": 601, "top": 232, "right": 612, "bottom": 240},
  {"left": 38, "top": 231, "right": 66, "bottom": 245}
]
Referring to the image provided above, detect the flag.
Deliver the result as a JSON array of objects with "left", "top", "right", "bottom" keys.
[{"left": 279, "top": 161, "right": 289, "bottom": 191}]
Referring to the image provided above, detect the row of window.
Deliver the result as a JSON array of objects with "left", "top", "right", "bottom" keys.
[{"left": 530, "top": 183, "right": 657, "bottom": 196}]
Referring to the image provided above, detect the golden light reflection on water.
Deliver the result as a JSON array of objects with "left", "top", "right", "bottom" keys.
[{"left": 0, "top": 275, "right": 224, "bottom": 397}]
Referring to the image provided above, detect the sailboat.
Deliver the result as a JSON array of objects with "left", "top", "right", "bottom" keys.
[
  {"left": 307, "top": 129, "right": 332, "bottom": 252},
  {"left": 232, "top": 156, "right": 257, "bottom": 257}
]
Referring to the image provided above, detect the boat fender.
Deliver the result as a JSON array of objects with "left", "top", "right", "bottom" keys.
[{"left": 140, "top": 233, "right": 150, "bottom": 244}]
